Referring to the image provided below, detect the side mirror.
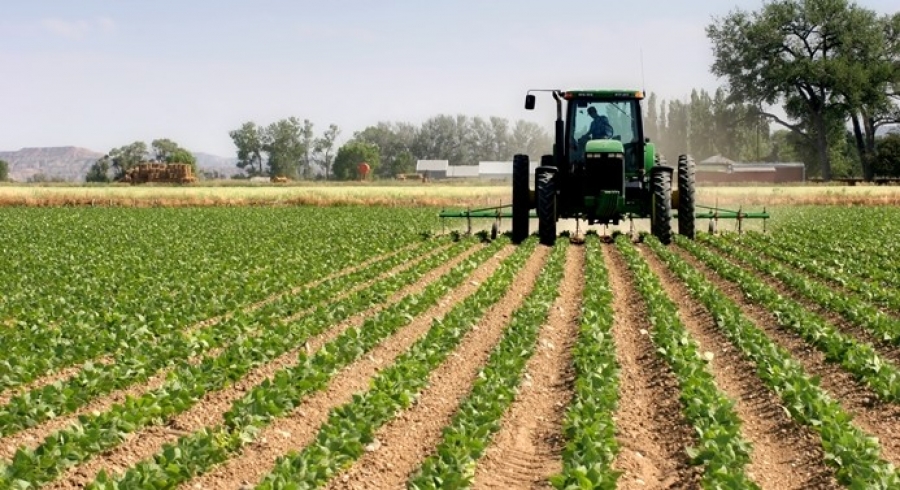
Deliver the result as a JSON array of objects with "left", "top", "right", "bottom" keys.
[{"left": 525, "top": 94, "right": 535, "bottom": 110}]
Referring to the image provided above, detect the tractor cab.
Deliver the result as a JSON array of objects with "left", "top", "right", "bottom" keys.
[{"left": 566, "top": 92, "right": 645, "bottom": 176}]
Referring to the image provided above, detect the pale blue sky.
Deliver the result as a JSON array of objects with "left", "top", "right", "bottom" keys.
[{"left": 1, "top": 1, "right": 896, "bottom": 155}]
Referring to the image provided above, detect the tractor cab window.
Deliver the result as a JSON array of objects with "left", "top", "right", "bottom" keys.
[{"left": 571, "top": 100, "right": 639, "bottom": 147}]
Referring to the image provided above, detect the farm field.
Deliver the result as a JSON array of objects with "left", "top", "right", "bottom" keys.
[{"left": 1, "top": 205, "right": 900, "bottom": 489}]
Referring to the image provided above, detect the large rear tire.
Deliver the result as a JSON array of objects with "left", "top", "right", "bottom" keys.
[
  {"left": 536, "top": 167, "right": 557, "bottom": 246},
  {"left": 512, "top": 154, "right": 530, "bottom": 244},
  {"left": 677, "top": 155, "right": 696, "bottom": 239},
  {"left": 651, "top": 166, "right": 673, "bottom": 245}
]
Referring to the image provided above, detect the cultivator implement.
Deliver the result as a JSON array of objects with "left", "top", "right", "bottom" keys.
[{"left": 438, "top": 202, "right": 770, "bottom": 239}]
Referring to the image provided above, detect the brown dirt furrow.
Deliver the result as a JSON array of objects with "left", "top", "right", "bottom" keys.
[
  {"left": 180, "top": 244, "right": 516, "bottom": 490},
  {"left": 1, "top": 242, "right": 447, "bottom": 463},
  {"left": 47, "top": 242, "right": 483, "bottom": 490},
  {"left": 640, "top": 245, "right": 839, "bottom": 490},
  {"left": 325, "top": 245, "right": 550, "bottom": 490},
  {"left": 603, "top": 243, "right": 700, "bottom": 490},
  {"left": 711, "top": 243, "right": 900, "bottom": 365},
  {"left": 674, "top": 245, "right": 900, "bottom": 469},
  {"left": 470, "top": 245, "right": 582, "bottom": 490}
]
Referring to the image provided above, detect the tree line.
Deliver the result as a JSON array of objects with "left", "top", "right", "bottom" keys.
[{"left": 229, "top": 116, "right": 552, "bottom": 181}]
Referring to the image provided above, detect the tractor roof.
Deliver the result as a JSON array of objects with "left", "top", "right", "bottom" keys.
[{"left": 564, "top": 89, "right": 644, "bottom": 100}]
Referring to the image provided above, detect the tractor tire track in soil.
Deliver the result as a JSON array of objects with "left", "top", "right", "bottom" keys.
[
  {"left": 44, "top": 243, "right": 480, "bottom": 489},
  {"left": 0, "top": 243, "right": 429, "bottom": 453},
  {"left": 0, "top": 242, "right": 451, "bottom": 463},
  {"left": 323, "top": 246, "right": 551, "bottom": 490},
  {"left": 640, "top": 245, "right": 839, "bottom": 490},
  {"left": 675, "top": 245, "right": 900, "bottom": 470},
  {"left": 181, "top": 245, "right": 517, "bottom": 490},
  {"left": 712, "top": 242, "right": 900, "bottom": 366},
  {"left": 470, "top": 244, "right": 582, "bottom": 490},
  {"left": 603, "top": 244, "right": 700, "bottom": 490}
]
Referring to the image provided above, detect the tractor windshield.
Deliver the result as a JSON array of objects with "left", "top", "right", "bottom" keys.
[
  {"left": 571, "top": 99, "right": 639, "bottom": 146},
  {"left": 568, "top": 98, "right": 643, "bottom": 172}
]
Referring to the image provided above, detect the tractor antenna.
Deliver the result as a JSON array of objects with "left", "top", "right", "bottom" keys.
[{"left": 640, "top": 47, "right": 646, "bottom": 94}]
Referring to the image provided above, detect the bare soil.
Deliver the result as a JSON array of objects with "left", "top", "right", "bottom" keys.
[
  {"left": 471, "top": 244, "right": 583, "bottom": 489},
  {"left": 603, "top": 244, "right": 700, "bottom": 489},
  {"left": 640, "top": 245, "right": 840, "bottom": 490}
]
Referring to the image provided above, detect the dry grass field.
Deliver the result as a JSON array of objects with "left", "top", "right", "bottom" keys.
[{"left": 2, "top": 181, "right": 900, "bottom": 208}]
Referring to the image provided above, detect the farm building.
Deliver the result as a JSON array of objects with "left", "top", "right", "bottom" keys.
[
  {"left": 415, "top": 160, "right": 449, "bottom": 180},
  {"left": 696, "top": 155, "right": 805, "bottom": 184},
  {"left": 477, "top": 161, "right": 540, "bottom": 180},
  {"left": 446, "top": 165, "right": 479, "bottom": 178}
]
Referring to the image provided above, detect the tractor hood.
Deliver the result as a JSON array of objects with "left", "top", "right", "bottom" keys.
[{"left": 585, "top": 139, "right": 625, "bottom": 154}]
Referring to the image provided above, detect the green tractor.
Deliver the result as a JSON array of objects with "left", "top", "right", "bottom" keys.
[{"left": 512, "top": 89, "right": 696, "bottom": 246}]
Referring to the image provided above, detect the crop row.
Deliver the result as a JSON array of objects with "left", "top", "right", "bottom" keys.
[
  {"left": 0, "top": 236, "right": 475, "bottom": 487},
  {"left": 83, "top": 238, "right": 508, "bottom": 489},
  {"left": 704, "top": 234, "right": 900, "bottom": 344},
  {"left": 550, "top": 235, "right": 620, "bottom": 489},
  {"left": 617, "top": 237, "right": 756, "bottom": 488},
  {"left": 654, "top": 236, "right": 898, "bottom": 487},
  {"left": 678, "top": 237, "right": 900, "bottom": 403},
  {"left": 771, "top": 206, "right": 900, "bottom": 267},
  {"left": 255, "top": 239, "right": 537, "bottom": 488},
  {"left": 739, "top": 232, "right": 900, "bottom": 312},
  {"left": 751, "top": 228, "right": 900, "bottom": 293},
  {"left": 0, "top": 238, "right": 441, "bottom": 439}
]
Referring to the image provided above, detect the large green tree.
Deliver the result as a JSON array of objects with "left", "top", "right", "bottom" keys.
[
  {"left": 264, "top": 117, "right": 306, "bottom": 179},
  {"left": 97, "top": 141, "right": 148, "bottom": 181},
  {"left": 842, "top": 12, "right": 900, "bottom": 179},
  {"left": 707, "top": 0, "right": 892, "bottom": 180},
  {"left": 354, "top": 122, "right": 418, "bottom": 178},
  {"left": 151, "top": 138, "right": 197, "bottom": 172},
  {"left": 229, "top": 122, "right": 266, "bottom": 176},
  {"left": 313, "top": 124, "right": 341, "bottom": 179},
  {"left": 85, "top": 159, "right": 110, "bottom": 183},
  {"left": 873, "top": 133, "right": 900, "bottom": 177},
  {"left": 299, "top": 119, "right": 316, "bottom": 179},
  {"left": 0, "top": 159, "right": 8, "bottom": 181},
  {"left": 332, "top": 141, "right": 380, "bottom": 180}
]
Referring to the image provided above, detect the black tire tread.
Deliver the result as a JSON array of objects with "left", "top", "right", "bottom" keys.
[
  {"left": 651, "top": 167, "right": 673, "bottom": 245},
  {"left": 512, "top": 154, "right": 530, "bottom": 243},
  {"left": 537, "top": 170, "right": 556, "bottom": 246},
  {"left": 677, "top": 155, "right": 696, "bottom": 239}
]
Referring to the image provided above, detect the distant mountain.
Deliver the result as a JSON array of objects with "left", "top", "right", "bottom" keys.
[
  {"left": 0, "top": 147, "right": 241, "bottom": 182},
  {"left": 0, "top": 147, "right": 103, "bottom": 182},
  {"left": 193, "top": 152, "right": 241, "bottom": 178}
]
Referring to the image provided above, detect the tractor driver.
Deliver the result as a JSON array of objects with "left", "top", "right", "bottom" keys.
[{"left": 586, "top": 106, "right": 615, "bottom": 140}]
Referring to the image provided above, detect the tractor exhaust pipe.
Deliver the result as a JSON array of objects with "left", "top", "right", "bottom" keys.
[{"left": 552, "top": 91, "right": 565, "bottom": 170}]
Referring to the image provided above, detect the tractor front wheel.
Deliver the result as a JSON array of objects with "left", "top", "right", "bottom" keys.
[
  {"left": 651, "top": 166, "right": 673, "bottom": 245},
  {"left": 536, "top": 167, "right": 557, "bottom": 246},
  {"left": 677, "top": 155, "right": 696, "bottom": 239},
  {"left": 512, "top": 154, "right": 530, "bottom": 244}
]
